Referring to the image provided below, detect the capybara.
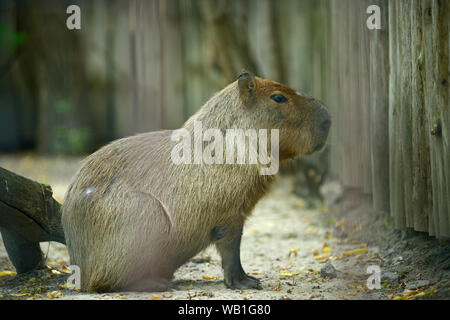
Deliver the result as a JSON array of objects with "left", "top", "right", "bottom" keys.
[{"left": 62, "top": 70, "right": 331, "bottom": 292}]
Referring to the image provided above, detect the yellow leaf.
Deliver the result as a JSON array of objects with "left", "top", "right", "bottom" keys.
[
  {"left": 346, "top": 290, "right": 358, "bottom": 296},
  {"left": 150, "top": 295, "right": 161, "bottom": 300},
  {"left": 252, "top": 271, "right": 263, "bottom": 275},
  {"left": 47, "top": 291, "right": 64, "bottom": 299},
  {"left": 325, "top": 232, "right": 333, "bottom": 239},
  {"left": 51, "top": 269, "right": 62, "bottom": 275},
  {"left": 280, "top": 272, "right": 300, "bottom": 277},
  {"left": 290, "top": 248, "right": 298, "bottom": 256},
  {"left": 322, "top": 243, "right": 333, "bottom": 252},
  {"left": 343, "top": 247, "right": 367, "bottom": 256},
  {"left": 203, "top": 276, "right": 216, "bottom": 280},
  {"left": 61, "top": 264, "right": 70, "bottom": 273},
  {"left": 403, "top": 289, "right": 418, "bottom": 297},
  {"left": 10, "top": 293, "right": 29, "bottom": 297},
  {"left": 314, "top": 253, "right": 329, "bottom": 260},
  {"left": 313, "top": 249, "right": 319, "bottom": 256},
  {"left": 250, "top": 229, "right": 259, "bottom": 234},
  {"left": 163, "top": 294, "right": 173, "bottom": 298},
  {"left": 115, "top": 295, "right": 127, "bottom": 299},
  {"left": 383, "top": 221, "right": 389, "bottom": 227},
  {"left": 0, "top": 271, "right": 17, "bottom": 277},
  {"left": 187, "top": 284, "right": 194, "bottom": 290},
  {"left": 26, "top": 297, "right": 36, "bottom": 300}
]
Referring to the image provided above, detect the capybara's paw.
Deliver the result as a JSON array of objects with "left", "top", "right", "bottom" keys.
[{"left": 225, "top": 273, "right": 262, "bottom": 290}]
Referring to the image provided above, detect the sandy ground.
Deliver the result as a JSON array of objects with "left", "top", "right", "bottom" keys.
[{"left": 0, "top": 154, "right": 448, "bottom": 300}]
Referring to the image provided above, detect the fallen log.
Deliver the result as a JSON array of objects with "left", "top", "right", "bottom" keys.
[{"left": 0, "top": 166, "right": 65, "bottom": 273}]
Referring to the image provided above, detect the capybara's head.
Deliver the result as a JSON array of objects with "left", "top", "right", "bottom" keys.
[{"left": 237, "top": 70, "right": 331, "bottom": 160}]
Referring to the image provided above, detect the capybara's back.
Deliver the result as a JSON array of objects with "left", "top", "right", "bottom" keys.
[{"left": 62, "top": 71, "right": 330, "bottom": 292}]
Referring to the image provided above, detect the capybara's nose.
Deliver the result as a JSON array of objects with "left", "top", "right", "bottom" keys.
[
  {"left": 315, "top": 106, "right": 331, "bottom": 135},
  {"left": 320, "top": 118, "right": 331, "bottom": 132}
]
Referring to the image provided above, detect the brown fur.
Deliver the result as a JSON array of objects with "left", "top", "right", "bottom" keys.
[{"left": 61, "top": 71, "right": 330, "bottom": 292}]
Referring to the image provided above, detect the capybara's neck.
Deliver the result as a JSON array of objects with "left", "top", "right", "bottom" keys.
[{"left": 179, "top": 81, "right": 277, "bottom": 202}]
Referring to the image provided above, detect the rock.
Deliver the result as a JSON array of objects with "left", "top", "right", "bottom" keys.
[
  {"left": 320, "top": 262, "right": 337, "bottom": 279},
  {"left": 405, "top": 280, "right": 430, "bottom": 290},
  {"left": 320, "top": 180, "right": 343, "bottom": 206},
  {"left": 381, "top": 272, "right": 399, "bottom": 283}
]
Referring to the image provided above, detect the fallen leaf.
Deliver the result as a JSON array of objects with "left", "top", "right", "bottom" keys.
[
  {"left": 10, "top": 293, "right": 29, "bottom": 297},
  {"left": 0, "top": 271, "right": 17, "bottom": 277},
  {"left": 115, "top": 295, "right": 127, "bottom": 299},
  {"left": 346, "top": 290, "right": 358, "bottom": 296},
  {"left": 252, "top": 271, "right": 263, "bottom": 275},
  {"left": 26, "top": 297, "right": 36, "bottom": 301},
  {"left": 61, "top": 264, "right": 70, "bottom": 273},
  {"left": 289, "top": 248, "right": 298, "bottom": 257},
  {"left": 343, "top": 247, "right": 367, "bottom": 256},
  {"left": 403, "top": 289, "right": 418, "bottom": 297},
  {"left": 313, "top": 249, "right": 319, "bottom": 256},
  {"left": 314, "top": 253, "right": 329, "bottom": 261},
  {"left": 150, "top": 295, "right": 161, "bottom": 300},
  {"left": 187, "top": 284, "right": 194, "bottom": 290},
  {"left": 51, "top": 269, "right": 62, "bottom": 275},
  {"left": 271, "top": 281, "right": 282, "bottom": 292},
  {"left": 280, "top": 272, "right": 300, "bottom": 278},
  {"left": 47, "top": 291, "right": 64, "bottom": 299},
  {"left": 203, "top": 276, "right": 216, "bottom": 280}
]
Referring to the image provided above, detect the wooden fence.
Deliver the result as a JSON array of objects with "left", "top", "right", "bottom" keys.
[{"left": 326, "top": 0, "right": 449, "bottom": 238}]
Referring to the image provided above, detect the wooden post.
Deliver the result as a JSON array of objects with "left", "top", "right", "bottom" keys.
[{"left": 0, "top": 167, "right": 65, "bottom": 273}]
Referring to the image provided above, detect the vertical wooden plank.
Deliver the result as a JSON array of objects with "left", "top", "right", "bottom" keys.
[
  {"left": 248, "top": 0, "right": 284, "bottom": 82},
  {"left": 111, "top": 0, "right": 134, "bottom": 138},
  {"left": 133, "top": 0, "right": 163, "bottom": 132},
  {"left": 328, "top": 0, "right": 342, "bottom": 181},
  {"left": 359, "top": 0, "right": 372, "bottom": 195},
  {"left": 388, "top": 0, "right": 406, "bottom": 228},
  {"left": 430, "top": 0, "right": 449, "bottom": 237},
  {"left": 422, "top": 0, "right": 446, "bottom": 237},
  {"left": 399, "top": 0, "right": 414, "bottom": 227},
  {"left": 369, "top": 0, "right": 390, "bottom": 214},
  {"left": 410, "top": 0, "right": 431, "bottom": 232},
  {"left": 180, "top": 0, "right": 208, "bottom": 118},
  {"left": 160, "top": 0, "right": 185, "bottom": 129}
]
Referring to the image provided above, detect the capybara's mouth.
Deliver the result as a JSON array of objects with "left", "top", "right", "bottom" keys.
[{"left": 313, "top": 142, "right": 325, "bottom": 152}]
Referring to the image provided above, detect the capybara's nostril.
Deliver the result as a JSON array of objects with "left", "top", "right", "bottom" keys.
[{"left": 320, "top": 119, "right": 331, "bottom": 132}]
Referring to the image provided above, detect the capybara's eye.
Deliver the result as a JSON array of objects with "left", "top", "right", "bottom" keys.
[{"left": 270, "top": 94, "right": 288, "bottom": 103}]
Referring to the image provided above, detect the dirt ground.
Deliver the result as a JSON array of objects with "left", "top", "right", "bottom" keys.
[{"left": 0, "top": 154, "right": 449, "bottom": 300}]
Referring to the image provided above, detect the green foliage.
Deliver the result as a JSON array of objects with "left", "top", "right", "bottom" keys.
[
  {"left": 52, "top": 99, "right": 90, "bottom": 154},
  {"left": 54, "top": 99, "right": 72, "bottom": 114},
  {"left": 0, "top": 22, "right": 27, "bottom": 53},
  {"left": 53, "top": 125, "right": 91, "bottom": 155}
]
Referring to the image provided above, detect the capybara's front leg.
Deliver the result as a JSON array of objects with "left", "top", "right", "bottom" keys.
[{"left": 215, "top": 223, "right": 262, "bottom": 290}]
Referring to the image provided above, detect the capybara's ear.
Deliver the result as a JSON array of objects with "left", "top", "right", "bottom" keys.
[{"left": 238, "top": 69, "right": 256, "bottom": 104}]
